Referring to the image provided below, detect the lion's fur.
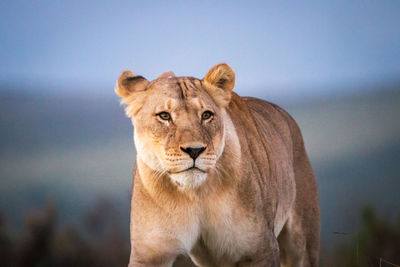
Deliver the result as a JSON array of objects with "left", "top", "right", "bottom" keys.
[{"left": 116, "top": 63, "right": 320, "bottom": 267}]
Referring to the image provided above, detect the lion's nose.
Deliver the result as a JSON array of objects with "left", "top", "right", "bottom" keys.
[{"left": 180, "top": 146, "right": 206, "bottom": 160}]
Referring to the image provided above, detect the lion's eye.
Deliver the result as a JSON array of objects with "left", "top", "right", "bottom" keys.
[
  {"left": 202, "top": 111, "right": 214, "bottom": 120},
  {"left": 157, "top": 112, "right": 171, "bottom": 121}
]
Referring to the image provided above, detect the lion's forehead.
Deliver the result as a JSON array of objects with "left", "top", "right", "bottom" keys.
[
  {"left": 149, "top": 77, "right": 199, "bottom": 96},
  {"left": 146, "top": 77, "right": 215, "bottom": 111}
]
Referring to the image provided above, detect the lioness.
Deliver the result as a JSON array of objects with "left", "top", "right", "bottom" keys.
[{"left": 116, "top": 63, "right": 319, "bottom": 267}]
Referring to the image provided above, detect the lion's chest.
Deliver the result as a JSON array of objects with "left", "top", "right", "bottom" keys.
[{"left": 194, "top": 195, "right": 263, "bottom": 262}]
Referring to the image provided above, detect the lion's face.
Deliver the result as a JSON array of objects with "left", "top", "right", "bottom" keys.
[
  {"left": 132, "top": 77, "right": 226, "bottom": 188},
  {"left": 116, "top": 64, "right": 235, "bottom": 189}
]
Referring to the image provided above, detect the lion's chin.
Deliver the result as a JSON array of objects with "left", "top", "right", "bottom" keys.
[{"left": 169, "top": 168, "right": 207, "bottom": 189}]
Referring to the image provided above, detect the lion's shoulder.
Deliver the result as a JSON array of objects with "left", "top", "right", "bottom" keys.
[
  {"left": 242, "top": 96, "right": 291, "bottom": 124},
  {"left": 236, "top": 97, "right": 304, "bottom": 158},
  {"left": 242, "top": 96, "right": 306, "bottom": 161}
]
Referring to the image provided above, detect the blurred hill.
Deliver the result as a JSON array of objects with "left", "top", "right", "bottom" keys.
[{"left": 0, "top": 84, "right": 399, "bottom": 255}]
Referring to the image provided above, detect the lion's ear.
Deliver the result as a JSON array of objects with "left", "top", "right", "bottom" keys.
[
  {"left": 115, "top": 70, "right": 149, "bottom": 100},
  {"left": 203, "top": 63, "right": 235, "bottom": 107}
]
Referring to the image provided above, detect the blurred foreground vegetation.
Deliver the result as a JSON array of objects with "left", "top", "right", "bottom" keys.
[
  {"left": 0, "top": 201, "right": 399, "bottom": 267},
  {"left": 0, "top": 198, "right": 129, "bottom": 267},
  {"left": 0, "top": 197, "right": 193, "bottom": 267},
  {"left": 329, "top": 206, "right": 400, "bottom": 267}
]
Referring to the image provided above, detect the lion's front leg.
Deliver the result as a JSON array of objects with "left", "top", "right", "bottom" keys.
[
  {"left": 128, "top": 205, "right": 183, "bottom": 267},
  {"left": 128, "top": 257, "right": 175, "bottom": 267},
  {"left": 128, "top": 242, "right": 178, "bottom": 267},
  {"left": 237, "top": 235, "right": 280, "bottom": 267},
  {"left": 128, "top": 257, "right": 174, "bottom": 267},
  {"left": 237, "top": 252, "right": 280, "bottom": 267},
  {"left": 128, "top": 172, "right": 190, "bottom": 267}
]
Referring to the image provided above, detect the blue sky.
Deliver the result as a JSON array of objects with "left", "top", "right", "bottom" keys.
[{"left": 0, "top": 0, "right": 399, "bottom": 98}]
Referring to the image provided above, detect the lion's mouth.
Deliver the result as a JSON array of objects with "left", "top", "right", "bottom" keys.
[
  {"left": 168, "top": 166, "right": 208, "bottom": 188},
  {"left": 174, "top": 166, "right": 205, "bottom": 174}
]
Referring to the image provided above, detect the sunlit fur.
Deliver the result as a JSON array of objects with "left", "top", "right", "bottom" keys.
[
  {"left": 116, "top": 63, "right": 320, "bottom": 267},
  {"left": 124, "top": 76, "right": 234, "bottom": 189}
]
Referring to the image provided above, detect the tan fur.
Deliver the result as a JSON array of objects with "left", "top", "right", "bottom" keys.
[
  {"left": 116, "top": 64, "right": 320, "bottom": 267},
  {"left": 157, "top": 71, "right": 176, "bottom": 79}
]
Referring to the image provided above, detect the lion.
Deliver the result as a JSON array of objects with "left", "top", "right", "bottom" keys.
[{"left": 115, "top": 63, "right": 320, "bottom": 267}]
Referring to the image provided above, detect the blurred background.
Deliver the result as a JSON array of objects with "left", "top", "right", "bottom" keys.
[{"left": 1, "top": 1, "right": 400, "bottom": 266}]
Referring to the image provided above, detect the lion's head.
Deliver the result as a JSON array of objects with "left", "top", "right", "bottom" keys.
[{"left": 116, "top": 63, "right": 237, "bottom": 189}]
